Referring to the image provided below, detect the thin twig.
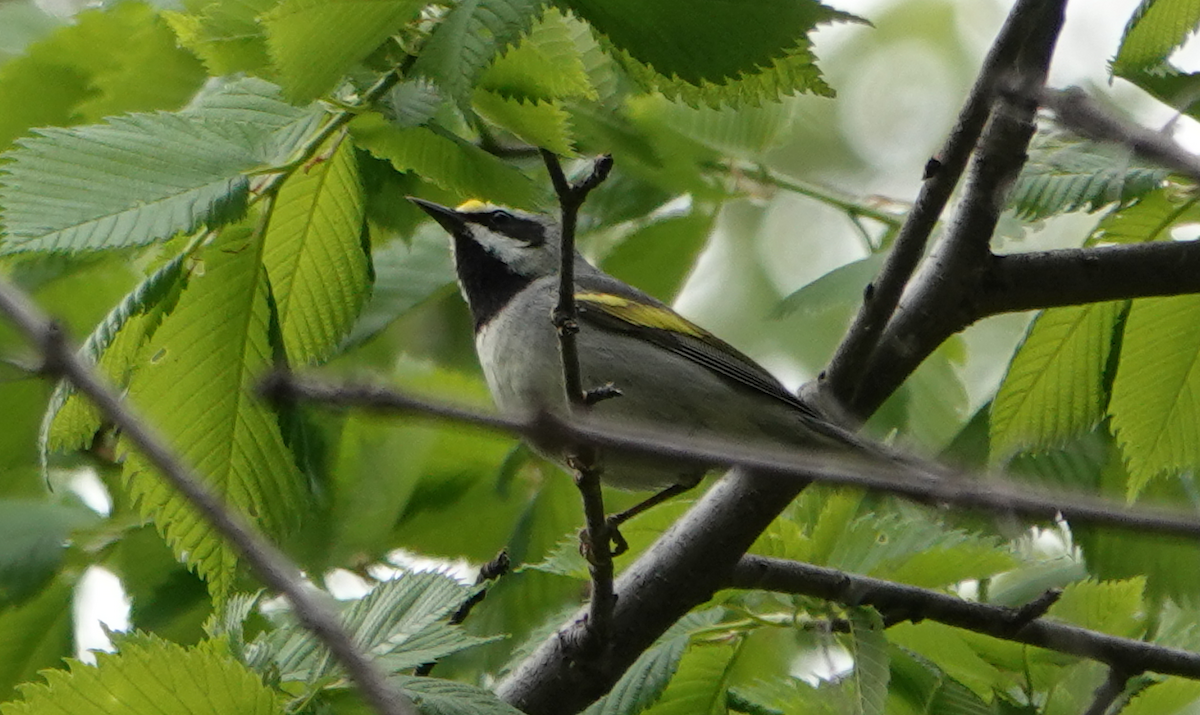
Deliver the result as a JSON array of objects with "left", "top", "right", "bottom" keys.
[
  {"left": 0, "top": 280, "right": 416, "bottom": 715},
  {"left": 731, "top": 556, "right": 1197, "bottom": 682},
  {"left": 1043, "top": 86, "right": 1200, "bottom": 182},
  {"left": 414, "top": 550, "right": 509, "bottom": 676},
  {"left": 821, "top": 0, "right": 1064, "bottom": 411},
  {"left": 261, "top": 373, "right": 1200, "bottom": 543},
  {"left": 540, "top": 150, "right": 618, "bottom": 648}
]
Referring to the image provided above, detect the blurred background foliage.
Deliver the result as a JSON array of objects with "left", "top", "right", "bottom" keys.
[{"left": 3, "top": 0, "right": 1200, "bottom": 713}]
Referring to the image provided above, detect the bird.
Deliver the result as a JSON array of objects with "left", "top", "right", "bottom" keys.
[{"left": 408, "top": 197, "right": 911, "bottom": 522}]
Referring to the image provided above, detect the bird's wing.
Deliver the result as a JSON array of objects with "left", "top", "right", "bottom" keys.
[{"left": 575, "top": 291, "right": 825, "bottom": 422}]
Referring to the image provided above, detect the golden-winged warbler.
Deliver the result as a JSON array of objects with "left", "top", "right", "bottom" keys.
[{"left": 410, "top": 197, "right": 896, "bottom": 496}]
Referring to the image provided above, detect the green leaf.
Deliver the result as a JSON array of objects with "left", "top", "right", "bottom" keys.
[
  {"left": 394, "top": 676, "right": 527, "bottom": 715},
  {"left": 0, "top": 500, "right": 96, "bottom": 608},
  {"left": 848, "top": 608, "right": 889, "bottom": 715},
  {"left": 877, "top": 542, "right": 1017, "bottom": 590},
  {"left": 385, "top": 79, "right": 445, "bottom": 128},
  {"left": 412, "top": 0, "right": 547, "bottom": 106},
  {"left": 1, "top": 634, "right": 283, "bottom": 715},
  {"left": 1089, "top": 189, "right": 1200, "bottom": 245},
  {"left": 1122, "top": 678, "right": 1200, "bottom": 715},
  {"left": 888, "top": 623, "right": 1003, "bottom": 702},
  {"left": 1046, "top": 578, "right": 1145, "bottom": 638},
  {"left": 474, "top": 91, "right": 575, "bottom": 155},
  {"left": 1010, "top": 129, "right": 1170, "bottom": 221},
  {"left": 344, "top": 225, "right": 455, "bottom": 348},
  {"left": 41, "top": 249, "right": 190, "bottom": 461},
  {"left": 1109, "top": 294, "right": 1200, "bottom": 497},
  {"left": 0, "top": 578, "right": 75, "bottom": 703},
  {"left": 0, "top": 3, "right": 206, "bottom": 151},
  {"left": 0, "top": 113, "right": 263, "bottom": 254},
  {"left": 990, "top": 302, "right": 1125, "bottom": 461},
  {"left": 641, "top": 642, "right": 740, "bottom": 715},
  {"left": 263, "top": 139, "right": 369, "bottom": 364},
  {"left": 1113, "top": 0, "right": 1200, "bottom": 76},
  {"left": 601, "top": 212, "right": 714, "bottom": 303},
  {"left": 123, "top": 227, "right": 308, "bottom": 596},
  {"left": 478, "top": 8, "right": 597, "bottom": 103},
  {"left": 266, "top": 571, "right": 476, "bottom": 680},
  {"left": 165, "top": 0, "right": 279, "bottom": 76},
  {"left": 350, "top": 113, "right": 539, "bottom": 207},
  {"left": 264, "top": 0, "right": 424, "bottom": 102},
  {"left": 584, "top": 609, "right": 723, "bottom": 715}
]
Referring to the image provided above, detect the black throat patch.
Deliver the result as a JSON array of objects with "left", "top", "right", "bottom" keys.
[{"left": 454, "top": 232, "right": 535, "bottom": 331}]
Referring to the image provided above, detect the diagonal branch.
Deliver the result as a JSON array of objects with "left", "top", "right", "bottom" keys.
[
  {"left": 847, "top": 1, "right": 1066, "bottom": 417},
  {"left": 819, "top": 0, "right": 1064, "bottom": 411},
  {"left": 0, "top": 279, "right": 416, "bottom": 715},
  {"left": 730, "top": 556, "right": 1193, "bottom": 681}
]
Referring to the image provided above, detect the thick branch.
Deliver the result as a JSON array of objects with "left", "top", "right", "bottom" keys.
[
  {"left": 981, "top": 241, "right": 1200, "bottom": 314},
  {"left": 820, "top": 0, "right": 1062, "bottom": 408},
  {"left": 0, "top": 280, "right": 415, "bottom": 715},
  {"left": 732, "top": 556, "right": 1196, "bottom": 680}
]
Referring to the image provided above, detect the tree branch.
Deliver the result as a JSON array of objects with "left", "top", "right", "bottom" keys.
[
  {"left": 848, "top": 1, "right": 1066, "bottom": 417},
  {"left": 541, "top": 150, "right": 619, "bottom": 649},
  {"left": 261, "top": 373, "right": 1200, "bottom": 543},
  {"left": 0, "top": 279, "right": 416, "bottom": 715},
  {"left": 730, "top": 556, "right": 1196, "bottom": 682},
  {"left": 818, "top": 0, "right": 1065, "bottom": 410}
]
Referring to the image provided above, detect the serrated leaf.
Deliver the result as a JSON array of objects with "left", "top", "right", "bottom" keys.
[
  {"left": 165, "top": 0, "right": 279, "bottom": 76},
  {"left": 343, "top": 224, "right": 455, "bottom": 348},
  {"left": 41, "top": 249, "right": 190, "bottom": 461},
  {"left": 1109, "top": 294, "right": 1200, "bottom": 497},
  {"left": 479, "top": 8, "right": 596, "bottom": 102},
  {"left": 0, "top": 113, "right": 266, "bottom": 254},
  {"left": 1010, "top": 130, "right": 1169, "bottom": 221},
  {"left": 1113, "top": 0, "right": 1200, "bottom": 75},
  {"left": 385, "top": 79, "right": 445, "bottom": 128},
  {"left": 562, "top": 0, "right": 848, "bottom": 87},
  {"left": 376, "top": 622, "right": 503, "bottom": 672},
  {"left": 1089, "top": 188, "right": 1200, "bottom": 244},
  {"left": 1046, "top": 578, "right": 1145, "bottom": 638},
  {"left": 266, "top": 571, "right": 474, "bottom": 680},
  {"left": 263, "top": 139, "right": 369, "bottom": 364},
  {"left": 263, "top": 0, "right": 424, "bottom": 101},
  {"left": 123, "top": 227, "right": 308, "bottom": 596},
  {"left": 413, "top": 0, "right": 547, "bottom": 106},
  {"left": 641, "top": 642, "right": 739, "bottom": 715},
  {"left": 350, "top": 113, "right": 538, "bottom": 207},
  {"left": 394, "top": 676, "right": 527, "bottom": 715},
  {"left": 1122, "top": 677, "right": 1200, "bottom": 715},
  {"left": 618, "top": 39, "right": 836, "bottom": 108},
  {"left": 0, "top": 500, "right": 96, "bottom": 608},
  {"left": 1, "top": 634, "right": 282, "bottom": 715},
  {"left": 584, "top": 609, "right": 723, "bottom": 715},
  {"left": 636, "top": 95, "right": 796, "bottom": 158},
  {"left": 848, "top": 608, "right": 889, "bottom": 715},
  {"left": 990, "top": 302, "right": 1125, "bottom": 460},
  {"left": 474, "top": 90, "right": 575, "bottom": 155}
]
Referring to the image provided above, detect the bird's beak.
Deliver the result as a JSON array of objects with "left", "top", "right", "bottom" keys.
[{"left": 407, "top": 197, "right": 468, "bottom": 234}]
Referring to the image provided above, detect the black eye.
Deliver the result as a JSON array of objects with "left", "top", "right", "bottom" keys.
[{"left": 487, "top": 210, "right": 515, "bottom": 229}]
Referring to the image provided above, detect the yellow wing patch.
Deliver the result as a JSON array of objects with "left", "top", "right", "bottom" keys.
[{"left": 576, "top": 292, "right": 707, "bottom": 338}]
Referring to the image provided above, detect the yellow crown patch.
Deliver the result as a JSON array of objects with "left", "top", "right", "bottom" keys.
[{"left": 455, "top": 199, "right": 491, "bottom": 213}]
